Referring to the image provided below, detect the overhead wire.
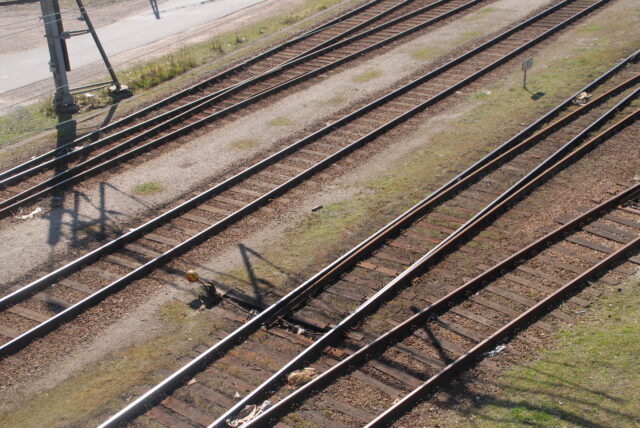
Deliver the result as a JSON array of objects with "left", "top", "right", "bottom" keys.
[
  {"left": 2, "top": 5, "right": 83, "bottom": 27},
  {"left": 0, "top": 0, "right": 142, "bottom": 32},
  {"left": 0, "top": 7, "right": 87, "bottom": 38},
  {"left": 0, "top": 18, "right": 61, "bottom": 38}
]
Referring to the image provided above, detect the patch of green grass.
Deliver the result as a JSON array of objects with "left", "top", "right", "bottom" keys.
[
  {"left": 474, "top": 90, "right": 490, "bottom": 99},
  {"left": 577, "top": 24, "right": 604, "bottom": 32},
  {"left": 409, "top": 46, "right": 440, "bottom": 61},
  {"left": 230, "top": 138, "right": 258, "bottom": 150},
  {"left": 508, "top": 406, "right": 556, "bottom": 424},
  {"left": 479, "top": 6, "right": 500, "bottom": 13},
  {"left": 461, "top": 30, "right": 481, "bottom": 40},
  {"left": 478, "top": 228, "right": 501, "bottom": 241},
  {"left": 452, "top": 277, "right": 640, "bottom": 427},
  {"left": 123, "top": 48, "right": 198, "bottom": 92},
  {"left": 132, "top": 182, "right": 162, "bottom": 195},
  {"left": 0, "top": 98, "right": 57, "bottom": 146},
  {"left": 281, "top": 12, "right": 305, "bottom": 25},
  {"left": 207, "top": 35, "right": 225, "bottom": 55},
  {"left": 269, "top": 116, "right": 294, "bottom": 126},
  {"left": 352, "top": 69, "right": 382, "bottom": 83}
]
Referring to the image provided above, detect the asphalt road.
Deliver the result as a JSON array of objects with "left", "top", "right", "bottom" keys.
[{"left": 0, "top": 0, "right": 267, "bottom": 93}]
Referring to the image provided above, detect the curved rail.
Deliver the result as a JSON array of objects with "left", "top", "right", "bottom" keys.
[
  {"left": 367, "top": 205, "right": 640, "bottom": 427},
  {"left": 251, "top": 172, "right": 640, "bottom": 428}
]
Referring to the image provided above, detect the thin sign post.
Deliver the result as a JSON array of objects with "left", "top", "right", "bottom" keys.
[{"left": 522, "top": 57, "right": 533, "bottom": 90}]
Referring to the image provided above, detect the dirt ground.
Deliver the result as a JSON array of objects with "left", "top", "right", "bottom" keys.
[{"left": 0, "top": 0, "right": 638, "bottom": 424}]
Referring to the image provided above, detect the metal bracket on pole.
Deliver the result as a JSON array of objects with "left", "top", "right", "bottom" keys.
[
  {"left": 60, "top": 29, "right": 91, "bottom": 38},
  {"left": 40, "top": 0, "right": 132, "bottom": 113},
  {"left": 73, "top": 0, "right": 132, "bottom": 100}
]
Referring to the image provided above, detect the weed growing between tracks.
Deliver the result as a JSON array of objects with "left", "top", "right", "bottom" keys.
[
  {"left": 123, "top": 49, "right": 199, "bottom": 92},
  {"left": 230, "top": 138, "right": 258, "bottom": 151},
  {"left": 447, "top": 276, "right": 640, "bottom": 427},
  {"left": 353, "top": 68, "right": 382, "bottom": 83},
  {"left": 405, "top": 6, "right": 507, "bottom": 66},
  {"left": 269, "top": 116, "right": 295, "bottom": 127},
  {"left": 132, "top": 182, "right": 163, "bottom": 196},
  {"left": 410, "top": 46, "right": 439, "bottom": 62}
]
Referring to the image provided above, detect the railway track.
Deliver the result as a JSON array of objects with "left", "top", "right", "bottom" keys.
[
  {"left": 0, "top": 0, "right": 630, "bottom": 359},
  {"left": 240, "top": 176, "right": 640, "bottom": 428},
  {"left": 97, "top": 69, "right": 640, "bottom": 427},
  {"left": 0, "top": 0, "right": 490, "bottom": 216}
]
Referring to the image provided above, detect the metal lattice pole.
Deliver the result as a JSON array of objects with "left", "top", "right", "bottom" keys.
[{"left": 39, "top": 0, "right": 78, "bottom": 113}]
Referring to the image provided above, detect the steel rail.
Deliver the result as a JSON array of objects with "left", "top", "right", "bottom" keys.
[
  {"left": 0, "top": 0, "right": 474, "bottom": 206},
  {"left": 280, "top": 0, "right": 424, "bottom": 65},
  {"left": 0, "top": 0, "right": 611, "bottom": 332},
  {"left": 0, "top": 0, "right": 618, "bottom": 363},
  {"left": 97, "top": 13, "right": 633, "bottom": 428},
  {"left": 366, "top": 213, "right": 640, "bottom": 427},
  {"left": 0, "top": 0, "right": 394, "bottom": 181},
  {"left": 0, "top": 0, "right": 427, "bottom": 185},
  {"left": 252, "top": 179, "right": 640, "bottom": 428},
  {"left": 209, "top": 78, "right": 639, "bottom": 428},
  {"left": 370, "top": 240, "right": 640, "bottom": 426}
]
